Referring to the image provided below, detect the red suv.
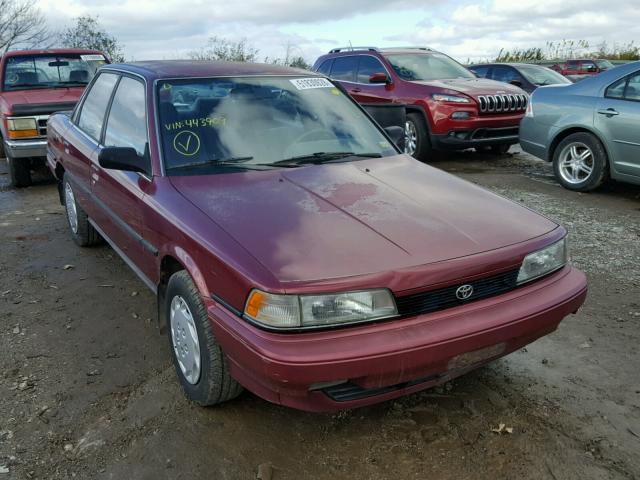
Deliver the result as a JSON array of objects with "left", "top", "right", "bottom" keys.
[
  {"left": 0, "top": 49, "right": 108, "bottom": 187},
  {"left": 313, "top": 47, "right": 529, "bottom": 160}
]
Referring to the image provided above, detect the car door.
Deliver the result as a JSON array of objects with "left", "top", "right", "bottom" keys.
[
  {"left": 328, "top": 55, "right": 359, "bottom": 97},
  {"left": 595, "top": 71, "right": 640, "bottom": 177},
  {"left": 65, "top": 72, "right": 119, "bottom": 215},
  {"left": 352, "top": 55, "right": 393, "bottom": 104},
  {"left": 92, "top": 75, "right": 156, "bottom": 280}
]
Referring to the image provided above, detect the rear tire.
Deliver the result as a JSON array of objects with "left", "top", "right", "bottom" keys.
[
  {"left": 63, "top": 175, "right": 101, "bottom": 246},
  {"left": 405, "top": 112, "right": 434, "bottom": 162},
  {"left": 8, "top": 154, "right": 32, "bottom": 188},
  {"left": 166, "top": 270, "right": 243, "bottom": 406},
  {"left": 552, "top": 132, "right": 608, "bottom": 192}
]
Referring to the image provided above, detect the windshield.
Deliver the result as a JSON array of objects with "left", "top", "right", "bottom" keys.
[
  {"left": 2, "top": 53, "right": 107, "bottom": 91},
  {"left": 518, "top": 65, "right": 571, "bottom": 86},
  {"left": 595, "top": 59, "right": 614, "bottom": 70},
  {"left": 158, "top": 76, "right": 398, "bottom": 175},
  {"left": 384, "top": 53, "right": 475, "bottom": 81}
]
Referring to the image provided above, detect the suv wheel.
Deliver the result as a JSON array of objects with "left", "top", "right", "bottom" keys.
[
  {"left": 63, "top": 175, "right": 101, "bottom": 246},
  {"left": 405, "top": 112, "right": 433, "bottom": 162},
  {"left": 166, "top": 271, "right": 243, "bottom": 406},
  {"left": 553, "top": 133, "right": 608, "bottom": 192},
  {"left": 7, "top": 154, "right": 32, "bottom": 188}
]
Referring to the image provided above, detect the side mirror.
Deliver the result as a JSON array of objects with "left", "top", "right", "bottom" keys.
[
  {"left": 384, "top": 125, "right": 405, "bottom": 151},
  {"left": 509, "top": 79, "right": 523, "bottom": 87},
  {"left": 99, "top": 146, "right": 149, "bottom": 174},
  {"left": 586, "top": 65, "right": 597, "bottom": 72},
  {"left": 369, "top": 72, "right": 391, "bottom": 84}
]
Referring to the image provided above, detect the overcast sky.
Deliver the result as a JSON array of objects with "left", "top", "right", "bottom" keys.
[{"left": 38, "top": 0, "right": 640, "bottom": 63}]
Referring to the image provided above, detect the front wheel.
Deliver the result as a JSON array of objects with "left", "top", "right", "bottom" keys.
[
  {"left": 7, "top": 154, "right": 32, "bottom": 188},
  {"left": 552, "top": 133, "right": 608, "bottom": 192},
  {"left": 166, "top": 271, "right": 243, "bottom": 406},
  {"left": 404, "top": 112, "right": 433, "bottom": 162}
]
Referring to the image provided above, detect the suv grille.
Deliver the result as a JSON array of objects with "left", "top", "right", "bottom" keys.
[
  {"left": 477, "top": 94, "right": 528, "bottom": 113},
  {"left": 396, "top": 269, "right": 519, "bottom": 317}
]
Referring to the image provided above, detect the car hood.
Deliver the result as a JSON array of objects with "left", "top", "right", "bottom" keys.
[
  {"left": 1, "top": 88, "right": 84, "bottom": 111},
  {"left": 170, "top": 155, "right": 556, "bottom": 283},
  {"left": 411, "top": 77, "right": 526, "bottom": 97}
]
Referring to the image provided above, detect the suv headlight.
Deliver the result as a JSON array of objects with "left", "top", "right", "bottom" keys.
[
  {"left": 517, "top": 237, "right": 567, "bottom": 285},
  {"left": 7, "top": 117, "right": 38, "bottom": 139},
  {"left": 432, "top": 94, "right": 471, "bottom": 103},
  {"left": 244, "top": 289, "right": 398, "bottom": 329}
]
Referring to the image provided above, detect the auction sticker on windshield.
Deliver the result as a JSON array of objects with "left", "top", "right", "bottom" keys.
[
  {"left": 290, "top": 78, "right": 333, "bottom": 90},
  {"left": 80, "top": 54, "right": 106, "bottom": 61}
]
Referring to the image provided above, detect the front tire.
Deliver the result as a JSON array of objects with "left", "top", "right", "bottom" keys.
[
  {"left": 166, "top": 271, "right": 243, "bottom": 406},
  {"left": 552, "top": 132, "right": 608, "bottom": 192},
  {"left": 404, "top": 112, "right": 433, "bottom": 162},
  {"left": 7, "top": 154, "right": 32, "bottom": 188},
  {"left": 63, "top": 175, "right": 101, "bottom": 246}
]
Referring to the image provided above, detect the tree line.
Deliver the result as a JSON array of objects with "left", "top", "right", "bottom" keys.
[{"left": 494, "top": 40, "right": 640, "bottom": 63}]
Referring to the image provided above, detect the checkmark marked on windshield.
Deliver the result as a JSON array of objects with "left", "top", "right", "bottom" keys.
[{"left": 173, "top": 130, "right": 201, "bottom": 156}]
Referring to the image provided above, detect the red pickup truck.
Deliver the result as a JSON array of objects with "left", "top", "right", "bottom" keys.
[
  {"left": 47, "top": 61, "right": 587, "bottom": 412},
  {"left": 0, "top": 48, "right": 108, "bottom": 187},
  {"left": 550, "top": 59, "right": 615, "bottom": 82}
]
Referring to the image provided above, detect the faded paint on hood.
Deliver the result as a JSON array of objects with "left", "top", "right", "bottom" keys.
[
  {"left": 1, "top": 87, "right": 84, "bottom": 113},
  {"left": 169, "top": 155, "right": 556, "bottom": 283}
]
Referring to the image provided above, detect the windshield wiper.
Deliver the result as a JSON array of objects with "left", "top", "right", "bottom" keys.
[
  {"left": 56, "top": 81, "right": 88, "bottom": 87},
  {"left": 273, "top": 152, "right": 383, "bottom": 166},
  {"left": 168, "top": 157, "right": 263, "bottom": 171}
]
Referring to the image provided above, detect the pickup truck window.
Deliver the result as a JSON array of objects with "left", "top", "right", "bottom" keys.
[
  {"left": 2, "top": 54, "right": 106, "bottom": 91},
  {"left": 77, "top": 73, "right": 119, "bottom": 141},
  {"left": 104, "top": 77, "right": 148, "bottom": 156},
  {"left": 157, "top": 76, "right": 397, "bottom": 174}
]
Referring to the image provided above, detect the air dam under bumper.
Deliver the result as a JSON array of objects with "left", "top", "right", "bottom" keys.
[
  {"left": 4, "top": 138, "right": 47, "bottom": 159},
  {"left": 209, "top": 266, "right": 587, "bottom": 412},
  {"left": 431, "top": 126, "right": 519, "bottom": 150}
]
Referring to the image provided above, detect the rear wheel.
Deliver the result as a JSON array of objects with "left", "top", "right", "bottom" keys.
[
  {"left": 166, "top": 270, "right": 243, "bottom": 406},
  {"left": 404, "top": 112, "right": 433, "bottom": 162},
  {"left": 552, "top": 132, "right": 608, "bottom": 192},
  {"left": 63, "top": 175, "right": 101, "bottom": 246},
  {"left": 7, "top": 154, "right": 31, "bottom": 188}
]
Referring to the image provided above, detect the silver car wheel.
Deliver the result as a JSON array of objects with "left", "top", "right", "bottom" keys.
[
  {"left": 558, "top": 142, "right": 594, "bottom": 185},
  {"left": 170, "top": 295, "right": 201, "bottom": 385},
  {"left": 404, "top": 120, "right": 417, "bottom": 156},
  {"left": 64, "top": 182, "right": 79, "bottom": 234}
]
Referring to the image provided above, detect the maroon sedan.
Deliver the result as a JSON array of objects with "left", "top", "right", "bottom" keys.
[{"left": 46, "top": 61, "right": 587, "bottom": 412}]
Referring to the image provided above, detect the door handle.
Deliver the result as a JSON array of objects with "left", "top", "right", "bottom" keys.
[
  {"left": 351, "top": 88, "right": 362, "bottom": 93},
  {"left": 597, "top": 108, "right": 619, "bottom": 116}
]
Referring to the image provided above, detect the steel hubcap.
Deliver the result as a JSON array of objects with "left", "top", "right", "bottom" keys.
[
  {"left": 170, "top": 296, "right": 201, "bottom": 385},
  {"left": 558, "top": 142, "right": 594, "bottom": 184},
  {"left": 64, "top": 182, "right": 79, "bottom": 234},
  {"left": 404, "top": 120, "right": 418, "bottom": 156}
]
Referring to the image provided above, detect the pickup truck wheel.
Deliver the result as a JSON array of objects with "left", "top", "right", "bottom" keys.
[
  {"left": 7, "top": 154, "right": 32, "bottom": 188},
  {"left": 63, "top": 176, "right": 101, "bottom": 246},
  {"left": 166, "top": 271, "right": 243, "bottom": 406},
  {"left": 553, "top": 133, "right": 608, "bottom": 192},
  {"left": 405, "top": 112, "right": 433, "bottom": 162}
]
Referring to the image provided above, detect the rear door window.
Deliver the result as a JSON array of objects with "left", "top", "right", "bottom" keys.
[
  {"left": 624, "top": 73, "right": 640, "bottom": 101},
  {"left": 77, "top": 73, "right": 119, "bottom": 141},
  {"left": 330, "top": 56, "right": 357, "bottom": 82},
  {"left": 606, "top": 77, "right": 627, "bottom": 99},
  {"left": 356, "top": 56, "right": 387, "bottom": 83},
  {"left": 104, "top": 76, "right": 148, "bottom": 157}
]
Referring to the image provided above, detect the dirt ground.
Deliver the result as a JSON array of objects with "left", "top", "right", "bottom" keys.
[{"left": 1, "top": 148, "right": 639, "bottom": 480}]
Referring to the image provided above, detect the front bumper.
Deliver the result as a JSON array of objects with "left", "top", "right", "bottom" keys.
[
  {"left": 209, "top": 266, "right": 587, "bottom": 412},
  {"left": 432, "top": 126, "right": 519, "bottom": 150},
  {"left": 4, "top": 138, "right": 47, "bottom": 159}
]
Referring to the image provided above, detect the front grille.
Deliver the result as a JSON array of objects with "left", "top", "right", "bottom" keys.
[
  {"left": 478, "top": 94, "right": 527, "bottom": 113},
  {"left": 37, "top": 117, "right": 48, "bottom": 137},
  {"left": 396, "top": 269, "right": 519, "bottom": 317},
  {"left": 323, "top": 374, "right": 441, "bottom": 402}
]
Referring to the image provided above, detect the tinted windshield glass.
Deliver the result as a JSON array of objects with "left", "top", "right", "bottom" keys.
[
  {"left": 384, "top": 53, "right": 475, "bottom": 81},
  {"left": 595, "top": 59, "right": 614, "bottom": 70},
  {"left": 157, "top": 76, "right": 397, "bottom": 174},
  {"left": 517, "top": 65, "right": 571, "bottom": 86},
  {"left": 2, "top": 53, "right": 107, "bottom": 91}
]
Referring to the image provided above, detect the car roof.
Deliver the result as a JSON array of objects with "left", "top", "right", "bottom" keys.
[
  {"left": 3, "top": 48, "right": 106, "bottom": 57},
  {"left": 469, "top": 63, "right": 545, "bottom": 68},
  {"left": 104, "top": 60, "right": 317, "bottom": 81}
]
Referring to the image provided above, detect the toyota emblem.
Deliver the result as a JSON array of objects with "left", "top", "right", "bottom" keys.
[{"left": 455, "top": 284, "right": 474, "bottom": 300}]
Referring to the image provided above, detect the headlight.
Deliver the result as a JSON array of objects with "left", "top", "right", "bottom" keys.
[
  {"left": 244, "top": 289, "right": 398, "bottom": 329},
  {"left": 517, "top": 237, "right": 567, "bottom": 285},
  {"left": 7, "top": 117, "right": 38, "bottom": 139},
  {"left": 432, "top": 94, "right": 471, "bottom": 103}
]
